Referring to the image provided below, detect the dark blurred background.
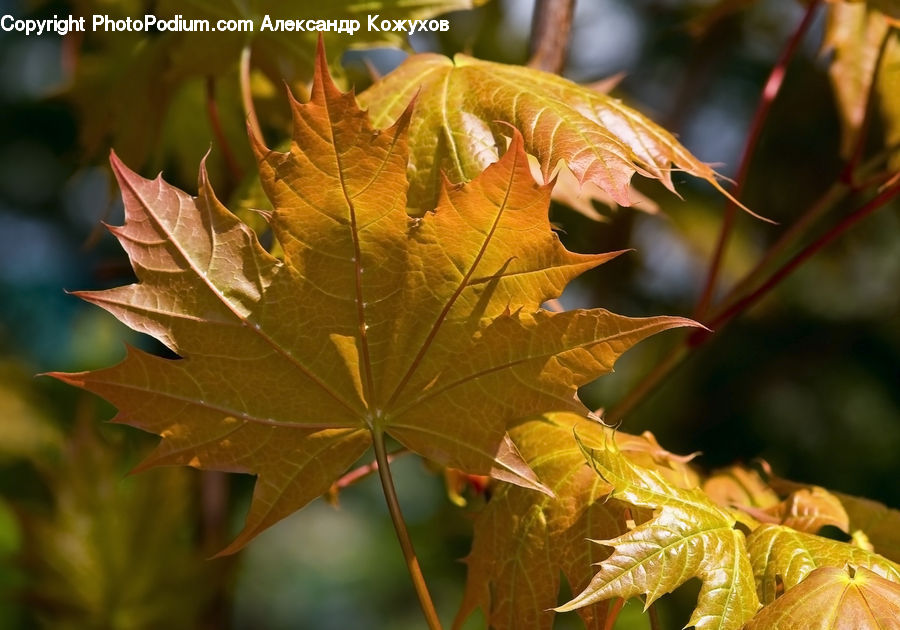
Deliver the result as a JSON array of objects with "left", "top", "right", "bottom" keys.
[{"left": 0, "top": 0, "right": 897, "bottom": 628}]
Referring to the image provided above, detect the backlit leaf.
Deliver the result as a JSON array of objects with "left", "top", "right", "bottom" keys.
[
  {"left": 822, "top": 2, "right": 892, "bottom": 158},
  {"left": 455, "top": 413, "right": 699, "bottom": 630},
  {"left": 50, "top": 49, "right": 694, "bottom": 552},
  {"left": 703, "top": 465, "right": 780, "bottom": 511},
  {"left": 763, "top": 487, "right": 850, "bottom": 535},
  {"left": 558, "top": 437, "right": 760, "bottom": 630},
  {"left": 744, "top": 565, "right": 900, "bottom": 630},
  {"left": 769, "top": 478, "right": 900, "bottom": 563},
  {"left": 747, "top": 524, "right": 900, "bottom": 604},
  {"left": 836, "top": 494, "right": 900, "bottom": 563},
  {"left": 358, "top": 53, "right": 749, "bottom": 215}
]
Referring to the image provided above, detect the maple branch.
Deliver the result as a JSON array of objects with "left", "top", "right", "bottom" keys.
[
  {"left": 372, "top": 428, "right": 443, "bottom": 630},
  {"left": 328, "top": 447, "right": 410, "bottom": 496},
  {"left": 239, "top": 45, "right": 263, "bottom": 143},
  {"left": 716, "top": 181, "right": 849, "bottom": 315},
  {"left": 205, "top": 76, "right": 244, "bottom": 184},
  {"left": 705, "top": 179, "right": 900, "bottom": 332},
  {"left": 647, "top": 600, "right": 662, "bottom": 630},
  {"left": 693, "top": 0, "right": 822, "bottom": 319},
  {"left": 528, "top": 0, "right": 576, "bottom": 74},
  {"left": 603, "top": 597, "right": 626, "bottom": 630},
  {"left": 608, "top": 178, "right": 900, "bottom": 423},
  {"left": 716, "top": 145, "right": 898, "bottom": 329}
]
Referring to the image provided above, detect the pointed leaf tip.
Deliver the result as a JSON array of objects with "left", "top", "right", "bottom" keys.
[
  {"left": 562, "top": 440, "right": 759, "bottom": 628},
  {"left": 58, "top": 54, "right": 698, "bottom": 552},
  {"left": 360, "top": 53, "right": 771, "bottom": 221}
]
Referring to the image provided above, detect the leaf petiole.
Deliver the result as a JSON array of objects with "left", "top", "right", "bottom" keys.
[{"left": 372, "top": 427, "right": 443, "bottom": 630}]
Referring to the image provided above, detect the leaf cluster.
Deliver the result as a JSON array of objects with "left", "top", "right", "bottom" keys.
[{"left": 42, "top": 4, "right": 900, "bottom": 627}]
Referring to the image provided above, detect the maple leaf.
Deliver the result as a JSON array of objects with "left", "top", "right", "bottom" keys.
[
  {"left": 706, "top": 467, "right": 852, "bottom": 535},
  {"left": 761, "top": 487, "right": 850, "bottom": 534},
  {"left": 557, "top": 436, "right": 760, "bottom": 630},
  {"left": 703, "top": 465, "right": 781, "bottom": 512},
  {"left": 357, "top": 53, "right": 755, "bottom": 216},
  {"left": 50, "top": 48, "right": 695, "bottom": 552},
  {"left": 747, "top": 524, "right": 900, "bottom": 605},
  {"left": 833, "top": 494, "right": 900, "bottom": 563},
  {"left": 744, "top": 565, "right": 900, "bottom": 630},
  {"left": 455, "top": 412, "right": 699, "bottom": 630},
  {"left": 767, "top": 476, "right": 900, "bottom": 564}
]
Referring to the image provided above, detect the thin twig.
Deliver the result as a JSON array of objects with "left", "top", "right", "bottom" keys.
[
  {"left": 603, "top": 597, "right": 626, "bottom": 630},
  {"left": 329, "top": 447, "right": 410, "bottom": 495},
  {"left": 609, "top": 178, "right": 899, "bottom": 421},
  {"left": 647, "top": 599, "right": 661, "bottom": 630},
  {"left": 706, "top": 180, "right": 900, "bottom": 331},
  {"left": 239, "top": 45, "right": 264, "bottom": 143},
  {"left": 372, "top": 428, "right": 443, "bottom": 630},
  {"left": 712, "top": 181, "right": 849, "bottom": 319},
  {"left": 205, "top": 76, "right": 244, "bottom": 183},
  {"left": 528, "top": 0, "right": 577, "bottom": 74},
  {"left": 694, "top": 0, "right": 822, "bottom": 319}
]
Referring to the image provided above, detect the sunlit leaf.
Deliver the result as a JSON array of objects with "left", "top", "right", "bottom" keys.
[
  {"left": 744, "top": 565, "right": 900, "bottom": 629},
  {"left": 358, "top": 53, "right": 752, "bottom": 216},
  {"left": 455, "top": 413, "right": 699, "bottom": 630},
  {"left": 703, "top": 464, "right": 780, "bottom": 511},
  {"left": 51, "top": 48, "right": 694, "bottom": 552},
  {"left": 747, "top": 524, "right": 900, "bottom": 604},
  {"left": 558, "top": 436, "right": 760, "bottom": 630},
  {"left": 823, "top": 2, "right": 892, "bottom": 158},
  {"left": 764, "top": 487, "right": 850, "bottom": 535},
  {"left": 769, "top": 478, "right": 900, "bottom": 564}
]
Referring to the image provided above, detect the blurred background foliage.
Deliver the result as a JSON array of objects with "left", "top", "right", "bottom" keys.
[{"left": 0, "top": 0, "right": 898, "bottom": 628}]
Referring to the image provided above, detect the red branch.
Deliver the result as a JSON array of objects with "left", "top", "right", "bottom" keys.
[{"left": 694, "top": 0, "right": 822, "bottom": 318}]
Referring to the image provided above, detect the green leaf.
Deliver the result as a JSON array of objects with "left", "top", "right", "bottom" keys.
[
  {"left": 455, "top": 413, "right": 699, "bottom": 630},
  {"left": 358, "top": 53, "right": 756, "bottom": 217},
  {"left": 747, "top": 524, "right": 900, "bottom": 605},
  {"left": 51, "top": 49, "right": 695, "bottom": 552},
  {"left": 744, "top": 565, "right": 900, "bottom": 629},
  {"left": 558, "top": 436, "right": 760, "bottom": 630}
]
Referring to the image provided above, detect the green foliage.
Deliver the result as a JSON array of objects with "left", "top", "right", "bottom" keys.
[
  {"left": 561, "top": 434, "right": 759, "bottom": 630},
  {"left": 24, "top": 420, "right": 226, "bottom": 629}
]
